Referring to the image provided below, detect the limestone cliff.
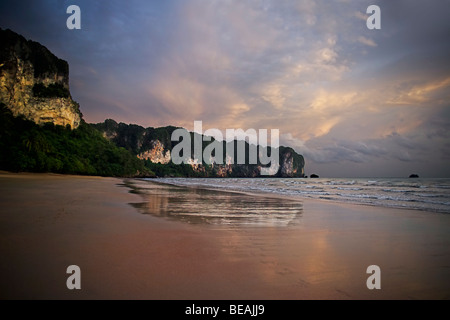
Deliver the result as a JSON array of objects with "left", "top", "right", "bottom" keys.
[
  {"left": 137, "top": 140, "right": 171, "bottom": 164},
  {"left": 93, "top": 120, "right": 305, "bottom": 178},
  {"left": 0, "top": 28, "right": 81, "bottom": 129},
  {"left": 0, "top": 29, "right": 305, "bottom": 178},
  {"left": 279, "top": 147, "right": 305, "bottom": 177}
]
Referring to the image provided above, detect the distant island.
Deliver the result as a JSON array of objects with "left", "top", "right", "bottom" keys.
[{"left": 0, "top": 28, "right": 305, "bottom": 178}]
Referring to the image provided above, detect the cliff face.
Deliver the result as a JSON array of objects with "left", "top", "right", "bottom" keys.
[
  {"left": 279, "top": 147, "right": 305, "bottom": 177},
  {"left": 137, "top": 140, "right": 171, "bottom": 164},
  {"left": 0, "top": 28, "right": 304, "bottom": 179},
  {"left": 0, "top": 28, "right": 81, "bottom": 129},
  {"left": 93, "top": 120, "right": 305, "bottom": 178}
]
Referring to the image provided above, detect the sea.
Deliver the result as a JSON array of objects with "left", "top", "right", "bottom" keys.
[{"left": 148, "top": 177, "right": 450, "bottom": 214}]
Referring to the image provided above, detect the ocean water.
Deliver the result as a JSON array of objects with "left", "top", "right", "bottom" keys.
[{"left": 148, "top": 177, "right": 450, "bottom": 214}]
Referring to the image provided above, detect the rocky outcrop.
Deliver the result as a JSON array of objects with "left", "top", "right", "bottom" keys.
[
  {"left": 93, "top": 120, "right": 305, "bottom": 178},
  {"left": 279, "top": 147, "right": 304, "bottom": 178},
  {"left": 0, "top": 28, "right": 81, "bottom": 129},
  {"left": 0, "top": 29, "right": 305, "bottom": 179},
  {"left": 137, "top": 140, "right": 171, "bottom": 164}
]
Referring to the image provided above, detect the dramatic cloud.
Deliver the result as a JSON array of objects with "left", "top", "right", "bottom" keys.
[{"left": 1, "top": 0, "right": 449, "bottom": 177}]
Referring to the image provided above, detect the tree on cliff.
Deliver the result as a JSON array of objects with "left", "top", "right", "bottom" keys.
[{"left": 0, "top": 103, "right": 153, "bottom": 177}]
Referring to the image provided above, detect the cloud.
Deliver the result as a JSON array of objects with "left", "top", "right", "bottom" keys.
[
  {"left": 386, "top": 77, "right": 450, "bottom": 105},
  {"left": 1, "top": 0, "right": 449, "bottom": 177},
  {"left": 354, "top": 10, "right": 368, "bottom": 21},
  {"left": 261, "top": 84, "right": 286, "bottom": 110},
  {"left": 357, "top": 36, "right": 377, "bottom": 47}
]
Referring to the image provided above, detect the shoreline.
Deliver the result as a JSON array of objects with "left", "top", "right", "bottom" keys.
[
  {"left": 141, "top": 177, "right": 450, "bottom": 216},
  {"left": 1, "top": 172, "right": 449, "bottom": 299}
]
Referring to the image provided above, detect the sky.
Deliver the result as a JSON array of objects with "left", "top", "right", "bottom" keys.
[{"left": 1, "top": 0, "right": 449, "bottom": 177}]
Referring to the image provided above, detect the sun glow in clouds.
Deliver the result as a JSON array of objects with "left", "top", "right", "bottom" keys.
[{"left": 2, "top": 0, "right": 449, "bottom": 177}]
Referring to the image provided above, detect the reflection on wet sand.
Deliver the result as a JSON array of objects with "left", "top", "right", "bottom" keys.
[
  {"left": 2, "top": 173, "right": 449, "bottom": 299},
  {"left": 125, "top": 179, "right": 303, "bottom": 227},
  {"left": 119, "top": 178, "right": 450, "bottom": 299}
]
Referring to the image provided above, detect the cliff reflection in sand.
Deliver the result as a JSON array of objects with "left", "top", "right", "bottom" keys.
[{"left": 125, "top": 179, "right": 303, "bottom": 227}]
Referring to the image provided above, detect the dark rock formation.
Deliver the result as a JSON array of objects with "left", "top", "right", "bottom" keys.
[
  {"left": 93, "top": 120, "right": 305, "bottom": 178},
  {"left": 409, "top": 174, "right": 419, "bottom": 178},
  {"left": 0, "top": 28, "right": 81, "bottom": 129},
  {"left": 310, "top": 174, "right": 319, "bottom": 178},
  {"left": 0, "top": 28, "right": 305, "bottom": 178}
]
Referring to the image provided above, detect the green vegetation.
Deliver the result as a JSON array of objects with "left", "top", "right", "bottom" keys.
[
  {"left": 91, "top": 120, "right": 179, "bottom": 155},
  {"left": 92, "top": 119, "right": 305, "bottom": 178},
  {"left": 144, "top": 161, "right": 205, "bottom": 178},
  {"left": 0, "top": 28, "right": 305, "bottom": 178},
  {"left": 32, "top": 83, "right": 70, "bottom": 98},
  {"left": 0, "top": 103, "right": 153, "bottom": 177},
  {"left": 280, "top": 146, "right": 305, "bottom": 177},
  {"left": 0, "top": 104, "right": 305, "bottom": 178}
]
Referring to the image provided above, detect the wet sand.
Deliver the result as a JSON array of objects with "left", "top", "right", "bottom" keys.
[{"left": 0, "top": 172, "right": 449, "bottom": 299}]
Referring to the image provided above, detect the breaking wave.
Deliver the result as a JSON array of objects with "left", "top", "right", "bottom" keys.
[{"left": 148, "top": 177, "right": 450, "bottom": 214}]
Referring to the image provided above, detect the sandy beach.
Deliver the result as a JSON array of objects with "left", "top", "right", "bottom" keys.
[{"left": 0, "top": 172, "right": 449, "bottom": 300}]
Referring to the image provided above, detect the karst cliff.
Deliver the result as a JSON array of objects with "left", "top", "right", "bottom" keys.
[
  {"left": 93, "top": 119, "right": 305, "bottom": 178},
  {"left": 0, "top": 28, "right": 305, "bottom": 178},
  {"left": 0, "top": 28, "right": 81, "bottom": 129}
]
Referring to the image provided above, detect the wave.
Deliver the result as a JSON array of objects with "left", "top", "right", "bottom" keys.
[{"left": 149, "top": 177, "right": 450, "bottom": 214}]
